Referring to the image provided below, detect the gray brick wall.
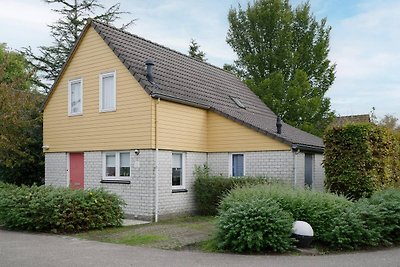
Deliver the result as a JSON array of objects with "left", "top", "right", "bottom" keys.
[
  {"left": 313, "top": 154, "right": 325, "bottom": 191},
  {"left": 45, "top": 149, "right": 326, "bottom": 219},
  {"left": 245, "top": 151, "right": 293, "bottom": 182},
  {"left": 208, "top": 153, "right": 229, "bottom": 176},
  {"left": 45, "top": 152, "right": 68, "bottom": 187},
  {"left": 295, "top": 152, "right": 305, "bottom": 187},
  {"left": 84, "top": 150, "right": 155, "bottom": 219},
  {"left": 208, "top": 151, "right": 294, "bottom": 183},
  {"left": 158, "top": 151, "right": 207, "bottom": 216}
]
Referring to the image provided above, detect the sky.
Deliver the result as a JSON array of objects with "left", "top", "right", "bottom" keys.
[{"left": 0, "top": 0, "right": 399, "bottom": 119}]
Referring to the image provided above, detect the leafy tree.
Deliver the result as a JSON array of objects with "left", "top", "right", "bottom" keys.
[
  {"left": 379, "top": 114, "right": 400, "bottom": 132},
  {"left": 24, "top": 0, "right": 135, "bottom": 93},
  {"left": 226, "top": 0, "right": 336, "bottom": 136},
  {"left": 188, "top": 39, "right": 207, "bottom": 62},
  {"left": 0, "top": 44, "right": 45, "bottom": 185}
]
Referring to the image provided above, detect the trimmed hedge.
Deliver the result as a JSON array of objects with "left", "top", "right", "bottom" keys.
[
  {"left": 194, "top": 175, "right": 272, "bottom": 216},
  {"left": 217, "top": 197, "right": 294, "bottom": 252},
  {"left": 216, "top": 184, "right": 400, "bottom": 252},
  {"left": 324, "top": 123, "right": 400, "bottom": 199},
  {"left": 0, "top": 183, "right": 125, "bottom": 232}
]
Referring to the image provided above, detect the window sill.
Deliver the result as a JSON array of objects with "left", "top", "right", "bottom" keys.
[
  {"left": 101, "top": 179, "right": 131, "bottom": 184},
  {"left": 99, "top": 109, "right": 116, "bottom": 113},
  {"left": 68, "top": 113, "right": 83, "bottom": 117},
  {"left": 172, "top": 189, "right": 188, "bottom": 193}
]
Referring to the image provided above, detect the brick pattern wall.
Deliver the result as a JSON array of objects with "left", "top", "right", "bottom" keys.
[
  {"left": 208, "top": 151, "right": 294, "bottom": 183},
  {"left": 158, "top": 151, "right": 207, "bottom": 216},
  {"left": 295, "top": 152, "right": 305, "bottom": 187},
  {"left": 45, "top": 153, "right": 68, "bottom": 187},
  {"left": 84, "top": 150, "right": 155, "bottom": 219},
  {"left": 45, "top": 149, "right": 326, "bottom": 219},
  {"left": 313, "top": 153, "right": 325, "bottom": 191},
  {"left": 245, "top": 151, "right": 294, "bottom": 182},
  {"left": 208, "top": 153, "right": 230, "bottom": 176}
]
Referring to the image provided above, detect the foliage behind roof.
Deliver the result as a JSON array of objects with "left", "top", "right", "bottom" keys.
[{"left": 46, "top": 19, "right": 324, "bottom": 150}]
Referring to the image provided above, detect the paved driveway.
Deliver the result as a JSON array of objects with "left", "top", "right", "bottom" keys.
[{"left": 1, "top": 229, "right": 399, "bottom": 267}]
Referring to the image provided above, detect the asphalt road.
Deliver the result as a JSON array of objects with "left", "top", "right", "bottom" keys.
[{"left": 1, "top": 229, "right": 399, "bottom": 267}]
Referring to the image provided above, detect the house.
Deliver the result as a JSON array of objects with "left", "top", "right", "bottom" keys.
[
  {"left": 332, "top": 114, "right": 371, "bottom": 126},
  {"left": 43, "top": 20, "right": 325, "bottom": 220}
]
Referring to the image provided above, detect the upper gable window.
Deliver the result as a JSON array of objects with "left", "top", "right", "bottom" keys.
[
  {"left": 100, "top": 71, "right": 116, "bottom": 112},
  {"left": 230, "top": 96, "right": 246, "bottom": 109},
  {"left": 68, "top": 78, "right": 83, "bottom": 116}
]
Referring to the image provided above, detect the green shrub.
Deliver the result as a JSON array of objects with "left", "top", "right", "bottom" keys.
[
  {"left": 324, "top": 124, "right": 400, "bottom": 199},
  {"left": 216, "top": 197, "right": 294, "bottom": 252},
  {"left": 0, "top": 183, "right": 125, "bottom": 232},
  {"left": 220, "top": 183, "right": 351, "bottom": 244},
  {"left": 194, "top": 174, "right": 272, "bottom": 216},
  {"left": 367, "top": 189, "right": 400, "bottom": 243},
  {"left": 324, "top": 189, "right": 400, "bottom": 249},
  {"left": 324, "top": 199, "right": 383, "bottom": 249},
  {"left": 216, "top": 184, "right": 400, "bottom": 251}
]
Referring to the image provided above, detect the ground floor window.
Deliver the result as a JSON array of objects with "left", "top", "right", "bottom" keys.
[
  {"left": 231, "top": 153, "right": 244, "bottom": 177},
  {"left": 103, "top": 151, "right": 130, "bottom": 179},
  {"left": 172, "top": 153, "right": 185, "bottom": 189}
]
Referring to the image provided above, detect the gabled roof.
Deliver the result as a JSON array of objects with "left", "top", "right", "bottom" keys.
[{"left": 46, "top": 19, "right": 324, "bottom": 151}]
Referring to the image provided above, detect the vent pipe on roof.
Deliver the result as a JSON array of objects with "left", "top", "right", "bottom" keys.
[
  {"left": 276, "top": 116, "right": 282, "bottom": 134},
  {"left": 145, "top": 59, "right": 155, "bottom": 83}
]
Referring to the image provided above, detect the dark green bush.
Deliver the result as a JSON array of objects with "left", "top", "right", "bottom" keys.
[
  {"left": 216, "top": 197, "right": 294, "bottom": 252},
  {"left": 220, "top": 183, "right": 351, "bottom": 244},
  {"left": 216, "top": 184, "right": 400, "bottom": 252},
  {"left": 325, "top": 189, "right": 400, "bottom": 249},
  {"left": 324, "top": 124, "right": 400, "bottom": 199},
  {"left": 324, "top": 199, "right": 383, "bottom": 249},
  {"left": 194, "top": 174, "right": 271, "bottom": 216},
  {"left": 366, "top": 189, "right": 400, "bottom": 243},
  {"left": 0, "top": 183, "right": 125, "bottom": 232}
]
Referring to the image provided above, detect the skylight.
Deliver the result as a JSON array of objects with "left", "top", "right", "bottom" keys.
[{"left": 230, "top": 96, "right": 246, "bottom": 109}]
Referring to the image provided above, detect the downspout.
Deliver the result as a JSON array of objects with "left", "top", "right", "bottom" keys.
[
  {"left": 293, "top": 152, "right": 297, "bottom": 187},
  {"left": 155, "top": 98, "right": 160, "bottom": 222},
  {"left": 292, "top": 145, "right": 300, "bottom": 187}
]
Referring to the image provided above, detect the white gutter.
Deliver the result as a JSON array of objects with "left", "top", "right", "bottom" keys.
[
  {"left": 293, "top": 151, "right": 297, "bottom": 187},
  {"left": 293, "top": 148, "right": 300, "bottom": 187},
  {"left": 155, "top": 98, "right": 160, "bottom": 222}
]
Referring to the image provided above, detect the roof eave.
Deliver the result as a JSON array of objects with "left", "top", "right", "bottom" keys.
[
  {"left": 150, "top": 92, "right": 211, "bottom": 110},
  {"left": 292, "top": 143, "right": 324, "bottom": 154}
]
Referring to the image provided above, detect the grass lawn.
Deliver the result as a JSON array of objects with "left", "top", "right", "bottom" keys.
[{"left": 72, "top": 216, "right": 217, "bottom": 250}]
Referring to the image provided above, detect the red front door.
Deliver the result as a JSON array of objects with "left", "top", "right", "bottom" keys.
[{"left": 69, "top": 153, "right": 84, "bottom": 189}]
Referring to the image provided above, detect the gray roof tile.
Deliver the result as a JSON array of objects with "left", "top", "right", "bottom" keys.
[{"left": 85, "top": 20, "right": 324, "bottom": 149}]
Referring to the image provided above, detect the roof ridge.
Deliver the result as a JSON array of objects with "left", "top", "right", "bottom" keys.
[{"left": 91, "top": 19, "right": 239, "bottom": 79}]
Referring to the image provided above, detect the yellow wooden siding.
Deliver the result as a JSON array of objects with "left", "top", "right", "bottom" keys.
[
  {"left": 43, "top": 27, "right": 153, "bottom": 152},
  {"left": 207, "top": 112, "right": 290, "bottom": 152},
  {"left": 156, "top": 100, "right": 208, "bottom": 151},
  {"left": 154, "top": 99, "right": 289, "bottom": 152}
]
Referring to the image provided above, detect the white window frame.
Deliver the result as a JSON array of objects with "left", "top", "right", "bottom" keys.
[
  {"left": 99, "top": 71, "right": 116, "bottom": 112},
  {"left": 230, "top": 153, "right": 245, "bottom": 177},
  {"left": 102, "top": 151, "right": 131, "bottom": 180},
  {"left": 171, "top": 152, "right": 185, "bottom": 190},
  {"left": 68, "top": 78, "right": 83, "bottom": 116}
]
